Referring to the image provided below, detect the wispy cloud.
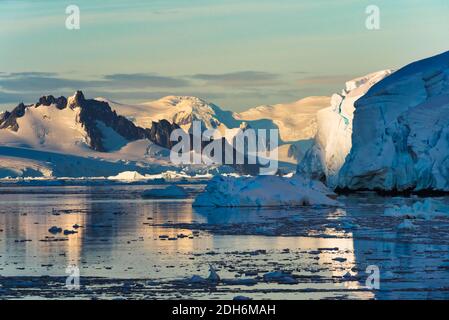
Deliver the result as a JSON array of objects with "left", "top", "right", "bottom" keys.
[
  {"left": 0, "top": 70, "right": 297, "bottom": 111},
  {"left": 0, "top": 72, "right": 190, "bottom": 93},
  {"left": 296, "top": 75, "right": 354, "bottom": 86},
  {"left": 103, "top": 73, "right": 190, "bottom": 88},
  {"left": 191, "top": 71, "right": 280, "bottom": 87}
]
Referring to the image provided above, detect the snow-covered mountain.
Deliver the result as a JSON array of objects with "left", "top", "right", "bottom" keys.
[
  {"left": 100, "top": 95, "right": 242, "bottom": 133},
  {"left": 0, "top": 92, "right": 192, "bottom": 178},
  {"left": 235, "top": 96, "right": 330, "bottom": 142},
  {"left": 236, "top": 96, "right": 330, "bottom": 166},
  {"left": 0, "top": 92, "right": 265, "bottom": 178},
  {"left": 105, "top": 95, "right": 330, "bottom": 167},
  {"left": 338, "top": 51, "right": 449, "bottom": 192},
  {"left": 298, "top": 70, "right": 393, "bottom": 186},
  {"left": 0, "top": 91, "right": 180, "bottom": 154}
]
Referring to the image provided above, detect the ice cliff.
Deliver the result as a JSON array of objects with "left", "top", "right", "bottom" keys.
[
  {"left": 339, "top": 51, "right": 449, "bottom": 192},
  {"left": 298, "top": 70, "right": 392, "bottom": 187}
]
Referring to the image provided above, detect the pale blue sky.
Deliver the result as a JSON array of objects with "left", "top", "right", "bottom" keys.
[{"left": 1, "top": 0, "right": 448, "bottom": 111}]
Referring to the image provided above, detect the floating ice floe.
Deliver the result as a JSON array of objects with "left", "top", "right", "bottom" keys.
[
  {"left": 48, "top": 226, "right": 62, "bottom": 234},
  {"left": 107, "top": 171, "right": 147, "bottom": 181},
  {"left": 397, "top": 219, "right": 416, "bottom": 231},
  {"left": 263, "top": 271, "right": 298, "bottom": 284},
  {"left": 233, "top": 296, "right": 253, "bottom": 300},
  {"left": 384, "top": 199, "right": 449, "bottom": 220},
  {"left": 107, "top": 170, "right": 213, "bottom": 182},
  {"left": 186, "top": 265, "right": 221, "bottom": 285},
  {"left": 341, "top": 271, "right": 358, "bottom": 281},
  {"left": 207, "top": 265, "right": 220, "bottom": 284},
  {"left": 193, "top": 175, "right": 339, "bottom": 207},
  {"left": 142, "top": 185, "right": 187, "bottom": 199},
  {"left": 63, "top": 229, "right": 78, "bottom": 235}
]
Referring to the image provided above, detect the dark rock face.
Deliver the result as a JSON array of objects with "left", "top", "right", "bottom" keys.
[
  {"left": 0, "top": 96, "right": 67, "bottom": 131},
  {"left": 37, "top": 95, "right": 67, "bottom": 110},
  {"left": 0, "top": 111, "right": 10, "bottom": 125},
  {"left": 147, "top": 119, "right": 181, "bottom": 149},
  {"left": 70, "top": 91, "right": 181, "bottom": 152},
  {"left": 72, "top": 91, "right": 146, "bottom": 151},
  {"left": 0, "top": 102, "right": 30, "bottom": 131}
]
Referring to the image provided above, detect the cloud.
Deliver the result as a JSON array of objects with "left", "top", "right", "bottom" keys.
[
  {"left": 0, "top": 70, "right": 298, "bottom": 112},
  {"left": 0, "top": 72, "right": 190, "bottom": 93},
  {"left": 0, "top": 75, "right": 92, "bottom": 92},
  {"left": 0, "top": 90, "right": 41, "bottom": 104},
  {"left": 191, "top": 71, "right": 280, "bottom": 87},
  {"left": 2, "top": 72, "right": 58, "bottom": 78},
  {"left": 103, "top": 73, "right": 190, "bottom": 88},
  {"left": 296, "top": 74, "right": 354, "bottom": 86}
]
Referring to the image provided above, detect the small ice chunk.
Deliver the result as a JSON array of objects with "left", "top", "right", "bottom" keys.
[
  {"left": 48, "top": 226, "right": 62, "bottom": 234},
  {"left": 188, "top": 275, "right": 207, "bottom": 284},
  {"left": 263, "top": 271, "right": 298, "bottom": 284},
  {"left": 207, "top": 265, "right": 220, "bottom": 284},
  {"left": 342, "top": 271, "right": 357, "bottom": 281},
  {"left": 223, "top": 278, "right": 258, "bottom": 286},
  {"left": 233, "top": 296, "right": 253, "bottom": 300},
  {"left": 397, "top": 219, "right": 416, "bottom": 231},
  {"left": 63, "top": 229, "right": 78, "bottom": 235}
]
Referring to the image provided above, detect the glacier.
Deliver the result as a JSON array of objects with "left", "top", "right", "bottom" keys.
[
  {"left": 298, "top": 70, "right": 392, "bottom": 187},
  {"left": 338, "top": 51, "right": 449, "bottom": 192}
]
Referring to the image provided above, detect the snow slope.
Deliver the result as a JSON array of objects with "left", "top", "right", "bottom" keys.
[
  {"left": 0, "top": 103, "right": 90, "bottom": 154},
  {"left": 298, "top": 70, "right": 393, "bottom": 187},
  {"left": 339, "top": 51, "right": 449, "bottom": 191},
  {"left": 107, "top": 95, "right": 330, "bottom": 166},
  {"left": 235, "top": 96, "right": 330, "bottom": 142},
  {"left": 0, "top": 145, "right": 179, "bottom": 179},
  {"left": 0, "top": 156, "right": 53, "bottom": 178},
  {"left": 101, "top": 96, "right": 241, "bottom": 133}
]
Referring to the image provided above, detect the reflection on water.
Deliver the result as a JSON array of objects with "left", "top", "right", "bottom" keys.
[{"left": 0, "top": 185, "right": 448, "bottom": 299}]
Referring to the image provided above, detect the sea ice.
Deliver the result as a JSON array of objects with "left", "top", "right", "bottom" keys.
[
  {"left": 107, "top": 171, "right": 147, "bottom": 181},
  {"left": 384, "top": 199, "right": 449, "bottom": 220},
  {"left": 397, "top": 219, "right": 416, "bottom": 231}
]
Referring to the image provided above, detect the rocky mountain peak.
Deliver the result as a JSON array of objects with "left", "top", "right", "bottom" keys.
[
  {"left": 0, "top": 102, "right": 29, "bottom": 131},
  {"left": 37, "top": 95, "right": 68, "bottom": 110},
  {"left": 67, "top": 90, "right": 86, "bottom": 109}
]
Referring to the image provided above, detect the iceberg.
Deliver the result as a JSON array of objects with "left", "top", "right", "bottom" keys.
[
  {"left": 338, "top": 51, "right": 449, "bottom": 191},
  {"left": 298, "top": 70, "right": 392, "bottom": 187},
  {"left": 193, "top": 175, "right": 339, "bottom": 207},
  {"left": 107, "top": 171, "right": 147, "bottom": 181}
]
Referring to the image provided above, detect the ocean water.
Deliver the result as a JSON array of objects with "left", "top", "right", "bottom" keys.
[{"left": 0, "top": 184, "right": 449, "bottom": 299}]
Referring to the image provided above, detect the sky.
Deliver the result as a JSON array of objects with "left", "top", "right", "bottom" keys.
[{"left": 0, "top": 0, "right": 449, "bottom": 112}]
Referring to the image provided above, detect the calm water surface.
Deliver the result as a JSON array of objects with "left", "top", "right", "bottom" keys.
[{"left": 1, "top": 184, "right": 449, "bottom": 299}]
